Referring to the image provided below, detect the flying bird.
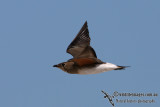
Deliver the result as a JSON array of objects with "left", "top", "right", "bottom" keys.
[{"left": 53, "top": 21, "right": 128, "bottom": 74}]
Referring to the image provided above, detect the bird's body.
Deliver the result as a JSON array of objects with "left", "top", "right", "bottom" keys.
[
  {"left": 53, "top": 21, "right": 128, "bottom": 74},
  {"left": 76, "top": 63, "right": 120, "bottom": 75}
]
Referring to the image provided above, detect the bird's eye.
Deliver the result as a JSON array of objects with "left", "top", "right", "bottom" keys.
[{"left": 61, "top": 63, "right": 65, "bottom": 66}]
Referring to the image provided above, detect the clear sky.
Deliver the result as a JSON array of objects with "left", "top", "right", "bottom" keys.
[{"left": 0, "top": 0, "right": 160, "bottom": 107}]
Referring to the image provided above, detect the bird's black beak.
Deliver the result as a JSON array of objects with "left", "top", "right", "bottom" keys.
[{"left": 53, "top": 65, "right": 58, "bottom": 67}]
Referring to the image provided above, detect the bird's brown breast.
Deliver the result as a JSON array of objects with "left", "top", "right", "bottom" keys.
[{"left": 69, "top": 58, "right": 101, "bottom": 67}]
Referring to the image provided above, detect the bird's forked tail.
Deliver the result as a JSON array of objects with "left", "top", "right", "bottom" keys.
[{"left": 115, "top": 65, "right": 130, "bottom": 70}]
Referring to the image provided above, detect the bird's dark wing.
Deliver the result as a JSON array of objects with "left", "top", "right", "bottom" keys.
[{"left": 66, "top": 21, "right": 97, "bottom": 58}]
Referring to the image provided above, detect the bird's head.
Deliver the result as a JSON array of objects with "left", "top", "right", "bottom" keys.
[{"left": 53, "top": 62, "right": 74, "bottom": 72}]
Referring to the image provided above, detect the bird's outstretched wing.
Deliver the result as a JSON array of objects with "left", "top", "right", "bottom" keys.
[{"left": 66, "top": 21, "right": 97, "bottom": 58}]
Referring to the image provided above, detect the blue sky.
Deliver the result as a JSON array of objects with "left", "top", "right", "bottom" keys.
[{"left": 0, "top": 0, "right": 160, "bottom": 107}]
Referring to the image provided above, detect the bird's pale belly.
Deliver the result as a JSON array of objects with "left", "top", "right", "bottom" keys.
[{"left": 77, "top": 63, "right": 119, "bottom": 75}]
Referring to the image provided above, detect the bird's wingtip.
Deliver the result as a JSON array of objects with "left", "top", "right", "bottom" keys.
[{"left": 84, "top": 21, "right": 88, "bottom": 25}]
